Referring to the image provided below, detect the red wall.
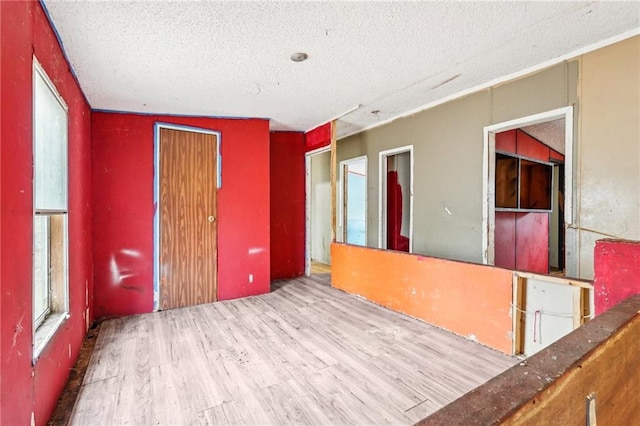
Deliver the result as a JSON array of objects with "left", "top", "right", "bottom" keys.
[
  {"left": 594, "top": 239, "right": 640, "bottom": 315},
  {"left": 494, "top": 129, "right": 563, "bottom": 274},
  {"left": 305, "top": 122, "right": 332, "bottom": 152},
  {"left": 270, "top": 132, "right": 306, "bottom": 279},
  {"left": 92, "top": 113, "right": 270, "bottom": 318},
  {"left": 1, "top": 2, "right": 94, "bottom": 424},
  {"left": 494, "top": 212, "right": 516, "bottom": 269}
]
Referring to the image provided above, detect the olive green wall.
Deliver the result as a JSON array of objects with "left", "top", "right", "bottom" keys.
[
  {"left": 337, "top": 35, "right": 639, "bottom": 279},
  {"left": 576, "top": 36, "right": 640, "bottom": 278},
  {"left": 338, "top": 62, "right": 577, "bottom": 265}
]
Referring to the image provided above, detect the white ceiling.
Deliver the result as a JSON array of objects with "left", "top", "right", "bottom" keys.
[
  {"left": 521, "top": 119, "right": 566, "bottom": 155},
  {"left": 43, "top": 1, "right": 639, "bottom": 138}
]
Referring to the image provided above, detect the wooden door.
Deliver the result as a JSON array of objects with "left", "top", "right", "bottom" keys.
[{"left": 159, "top": 128, "right": 217, "bottom": 309}]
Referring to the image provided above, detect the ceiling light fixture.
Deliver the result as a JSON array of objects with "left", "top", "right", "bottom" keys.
[{"left": 290, "top": 52, "right": 308, "bottom": 62}]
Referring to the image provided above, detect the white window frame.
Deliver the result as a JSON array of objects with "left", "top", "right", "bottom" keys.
[{"left": 32, "top": 58, "right": 70, "bottom": 359}]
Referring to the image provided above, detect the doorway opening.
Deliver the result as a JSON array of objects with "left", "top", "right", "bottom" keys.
[
  {"left": 338, "top": 156, "right": 367, "bottom": 246},
  {"left": 549, "top": 162, "right": 565, "bottom": 273},
  {"left": 305, "top": 147, "right": 332, "bottom": 275},
  {"left": 483, "top": 107, "right": 575, "bottom": 276},
  {"left": 153, "top": 123, "right": 220, "bottom": 310},
  {"left": 379, "top": 146, "right": 413, "bottom": 253}
]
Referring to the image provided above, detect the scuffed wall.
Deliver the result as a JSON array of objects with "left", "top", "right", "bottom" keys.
[
  {"left": 577, "top": 36, "right": 640, "bottom": 278},
  {"left": 1, "top": 2, "right": 94, "bottom": 424},
  {"left": 270, "top": 131, "right": 306, "bottom": 279},
  {"left": 332, "top": 243, "right": 514, "bottom": 354},
  {"left": 92, "top": 112, "right": 271, "bottom": 318},
  {"left": 337, "top": 36, "right": 639, "bottom": 279},
  {"left": 337, "top": 62, "right": 575, "bottom": 265}
]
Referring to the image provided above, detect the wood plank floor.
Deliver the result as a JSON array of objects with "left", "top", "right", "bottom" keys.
[
  {"left": 310, "top": 261, "right": 331, "bottom": 274},
  {"left": 70, "top": 275, "right": 517, "bottom": 425}
]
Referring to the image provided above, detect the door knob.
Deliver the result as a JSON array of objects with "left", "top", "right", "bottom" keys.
[{"left": 207, "top": 216, "right": 215, "bottom": 223}]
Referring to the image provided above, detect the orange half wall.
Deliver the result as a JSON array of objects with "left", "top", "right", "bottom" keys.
[{"left": 331, "top": 243, "right": 514, "bottom": 354}]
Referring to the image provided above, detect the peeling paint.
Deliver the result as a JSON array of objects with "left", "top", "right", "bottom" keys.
[
  {"left": 594, "top": 239, "right": 640, "bottom": 314},
  {"left": 12, "top": 314, "right": 25, "bottom": 349},
  {"left": 109, "top": 249, "right": 142, "bottom": 286},
  {"left": 120, "top": 248, "right": 142, "bottom": 257}
]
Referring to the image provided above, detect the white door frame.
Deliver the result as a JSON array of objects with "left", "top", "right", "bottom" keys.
[
  {"left": 153, "top": 122, "right": 221, "bottom": 311},
  {"left": 378, "top": 145, "right": 414, "bottom": 252},
  {"left": 482, "top": 106, "right": 574, "bottom": 272},
  {"left": 338, "top": 155, "right": 368, "bottom": 244},
  {"left": 305, "top": 146, "right": 331, "bottom": 276}
]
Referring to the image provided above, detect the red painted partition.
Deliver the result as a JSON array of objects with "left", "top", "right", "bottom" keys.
[
  {"left": 495, "top": 128, "right": 516, "bottom": 152},
  {"left": 92, "top": 113, "right": 271, "bottom": 318},
  {"left": 270, "top": 132, "right": 306, "bottom": 279},
  {"left": 332, "top": 243, "right": 514, "bottom": 354},
  {"left": 516, "top": 130, "right": 550, "bottom": 160},
  {"left": 1, "top": 2, "right": 94, "bottom": 424},
  {"left": 386, "top": 171, "right": 409, "bottom": 252},
  {"left": 594, "top": 239, "right": 640, "bottom": 315},
  {"left": 494, "top": 129, "right": 563, "bottom": 274},
  {"left": 494, "top": 212, "right": 516, "bottom": 269},
  {"left": 304, "top": 122, "right": 332, "bottom": 152},
  {"left": 515, "top": 212, "right": 549, "bottom": 272}
]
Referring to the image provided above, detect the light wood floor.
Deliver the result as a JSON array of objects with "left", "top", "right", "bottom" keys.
[
  {"left": 70, "top": 275, "right": 517, "bottom": 425},
  {"left": 310, "top": 261, "right": 331, "bottom": 274}
]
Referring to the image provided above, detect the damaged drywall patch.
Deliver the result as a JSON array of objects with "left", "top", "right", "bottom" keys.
[{"left": 12, "top": 314, "right": 25, "bottom": 350}]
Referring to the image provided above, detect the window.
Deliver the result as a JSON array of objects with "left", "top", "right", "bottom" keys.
[
  {"left": 495, "top": 152, "right": 553, "bottom": 211},
  {"left": 33, "top": 59, "right": 69, "bottom": 356}
]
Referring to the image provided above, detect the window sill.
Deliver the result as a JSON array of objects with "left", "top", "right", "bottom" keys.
[
  {"left": 495, "top": 207, "right": 553, "bottom": 213},
  {"left": 33, "top": 312, "right": 68, "bottom": 362}
]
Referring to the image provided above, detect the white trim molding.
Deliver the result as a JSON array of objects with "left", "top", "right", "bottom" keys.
[
  {"left": 378, "top": 145, "right": 414, "bottom": 253},
  {"left": 482, "top": 106, "right": 574, "bottom": 272},
  {"left": 153, "top": 122, "right": 221, "bottom": 311},
  {"left": 304, "top": 146, "right": 331, "bottom": 276},
  {"left": 339, "top": 29, "right": 637, "bottom": 141}
]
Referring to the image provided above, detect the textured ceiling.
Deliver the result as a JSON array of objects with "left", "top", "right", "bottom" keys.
[
  {"left": 521, "top": 119, "right": 566, "bottom": 155},
  {"left": 43, "top": 1, "right": 639, "bottom": 138}
]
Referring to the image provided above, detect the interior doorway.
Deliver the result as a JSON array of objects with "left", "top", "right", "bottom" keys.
[
  {"left": 493, "top": 128, "right": 564, "bottom": 274},
  {"left": 483, "top": 107, "right": 574, "bottom": 276},
  {"left": 154, "top": 124, "right": 219, "bottom": 310},
  {"left": 339, "top": 156, "right": 367, "bottom": 246},
  {"left": 379, "top": 146, "right": 413, "bottom": 252},
  {"left": 549, "top": 162, "right": 565, "bottom": 272},
  {"left": 305, "top": 147, "right": 332, "bottom": 275}
]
